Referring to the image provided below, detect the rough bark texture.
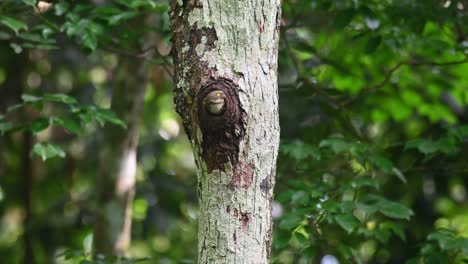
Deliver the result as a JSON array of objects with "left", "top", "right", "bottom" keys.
[
  {"left": 93, "top": 56, "right": 149, "bottom": 256},
  {"left": 169, "top": 0, "right": 281, "bottom": 263}
]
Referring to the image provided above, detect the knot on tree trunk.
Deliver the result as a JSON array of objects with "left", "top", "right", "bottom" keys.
[{"left": 197, "top": 78, "right": 246, "bottom": 173}]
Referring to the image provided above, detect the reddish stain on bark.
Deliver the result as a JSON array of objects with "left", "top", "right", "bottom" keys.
[
  {"left": 228, "top": 162, "right": 254, "bottom": 190},
  {"left": 226, "top": 205, "right": 231, "bottom": 213},
  {"left": 233, "top": 208, "right": 238, "bottom": 218},
  {"left": 239, "top": 212, "right": 251, "bottom": 231},
  {"left": 258, "top": 20, "right": 264, "bottom": 33}
]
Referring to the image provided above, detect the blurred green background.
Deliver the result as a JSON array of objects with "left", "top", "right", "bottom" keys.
[{"left": 0, "top": 0, "right": 468, "bottom": 263}]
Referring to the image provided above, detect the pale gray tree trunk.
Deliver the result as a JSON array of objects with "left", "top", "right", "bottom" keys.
[
  {"left": 169, "top": 1, "right": 282, "bottom": 263},
  {"left": 93, "top": 56, "right": 149, "bottom": 256}
]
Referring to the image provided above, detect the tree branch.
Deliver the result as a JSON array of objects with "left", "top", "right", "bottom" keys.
[{"left": 343, "top": 56, "right": 468, "bottom": 106}]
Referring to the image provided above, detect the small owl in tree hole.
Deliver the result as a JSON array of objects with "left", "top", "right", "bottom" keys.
[{"left": 203, "top": 90, "right": 226, "bottom": 115}]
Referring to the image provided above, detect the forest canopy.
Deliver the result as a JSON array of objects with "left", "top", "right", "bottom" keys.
[{"left": 0, "top": 0, "right": 467, "bottom": 263}]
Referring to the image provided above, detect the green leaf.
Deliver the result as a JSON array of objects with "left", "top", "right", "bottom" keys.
[
  {"left": 18, "top": 32, "right": 43, "bottom": 43},
  {"left": 290, "top": 191, "right": 310, "bottom": 205},
  {"left": 319, "top": 138, "right": 350, "bottom": 153},
  {"left": 52, "top": 117, "right": 81, "bottom": 134},
  {"left": 0, "top": 122, "right": 14, "bottom": 135},
  {"left": 95, "top": 109, "right": 126, "bottom": 128},
  {"left": 380, "top": 221, "right": 406, "bottom": 241},
  {"left": 41, "top": 27, "right": 54, "bottom": 39},
  {"left": 280, "top": 140, "right": 321, "bottom": 160},
  {"left": 129, "top": 0, "right": 158, "bottom": 8},
  {"left": 0, "top": 16, "right": 28, "bottom": 34},
  {"left": 22, "top": 0, "right": 36, "bottom": 6},
  {"left": 374, "top": 228, "right": 391, "bottom": 243},
  {"left": 7, "top": 103, "right": 24, "bottom": 112},
  {"left": 392, "top": 167, "right": 407, "bottom": 184},
  {"left": 78, "top": 112, "right": 94, "bottom": 125},
  {"left": 276, "top": 190, "right": 294, "bottom": 203},
  {"left": 0, "top": 31, "right": 12, "bottom": 40},
  {"left": 57, "top": 249, "right": 83, "bottom": 260},
  {"left": 82, "top": 233, "right": 93, "bottom": 255},
  {"left": 369, "top": 155, "right": 393, "bottom": 173},
  {"left": 350, "top": 177, "right": 379, "bottom": 189},
  {"left": 127, "top": 257, "right": 152, "bottom": 263},
  {"left": 292, "top": 225, "right": 310, "bottom": 246},
  {"left": 92, "top": 6, "right": 121, "bottom": 16},
  {"left": 378, "top": 200, "right": 413, "bottom": 220},
  {"left": 405, "top": 139, "right": 438, "bottom": 154},
  {"left": 279, "top": 213, "right": 303, "bottom": 230},
  {"left": 108, "top": 11, "right": 138, "bottom": 26},
  {"left": 334, "top": 214, "right": 359, "bottom": 233},
  {"left": 293, "top": 41, "right": 317, "bottom": 54},
  {"left": 427, "top": 231, "right": 454, "bottom": 250},
  {"left": 10, "top": 43, "right": 22, "bottom": 54},
  {"left": 29, "top": 117, "right": 50, "bottom": 133},
  {"left": 333, "top": 9, "right": 355, "bottom": 30},
  {"left": 365, "top": 35, "right": 382, "bottom": 54},
  {"left": 356, "top": 202, "right": 379, "bottom": 215},
  {"left": 21, "top": 94, "right": 42, "bottom": 103},
  {"left": 81, "top": 30, "right": 98, "bottom": 50},
  {"left": 32, "top": 143, "right": 66, "bottom": 161},
  {"left": 54, "top": 2, "right": 70, "bottom": 16},
  {"left": 43, "top": 93, "right": 78, "bottom": 105}
]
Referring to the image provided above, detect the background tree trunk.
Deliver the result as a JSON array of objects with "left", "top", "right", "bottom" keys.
[
  {"left": 169, "top": 1, "right": 281, "bottom": 263},
  {"left": 93, "top": 56, "right": 149, "bottom": 256}
]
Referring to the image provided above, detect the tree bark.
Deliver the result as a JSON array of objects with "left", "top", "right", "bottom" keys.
[
  {"left": 93, "top": 56, "right": 149, "bottom": 256},
  {"left": 169, "top": 1, "right": 281, "bottom": 263}
]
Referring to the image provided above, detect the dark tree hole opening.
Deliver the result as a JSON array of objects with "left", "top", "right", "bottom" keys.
[{"left": 197, "top": 78, "right": 246, "bottom": 173}]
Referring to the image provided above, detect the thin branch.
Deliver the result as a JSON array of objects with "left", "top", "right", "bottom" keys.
[
  {"left": 372, "top": 62, "right": 405, "bottom": 90},
  {"left": 101, "top": 45, "right": 175, "bottom": 81},
  {"left": 343, "top": 56, "right": 468, "bottom": 106},
  {"left": 35, "top": 7, "right": 175, "bottom": 81},
  {"left": 407, "top": 57, "right": 468, "bottom": 67}
]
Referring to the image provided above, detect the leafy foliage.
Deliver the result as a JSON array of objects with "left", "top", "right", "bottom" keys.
[
  {"left": 0, "top": 0, "right": 467, "bottom": 263},
  {"left": 273, "top": 0, "right": 468, "bottom": 262},
  {"left": 1, "top": 92, "right": 125, "bottom": 160}
]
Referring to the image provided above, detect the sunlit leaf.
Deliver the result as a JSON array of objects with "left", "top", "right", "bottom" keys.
[
  {"left": 21, "top": 94, "right": 42, "bottom": 103},
  {"left": 32, "top": 143, "right": 66, "bottom": 161},
  {"left": 82, "top": 233, "right": 93, "bottom": 255},
  {"left": 44, "top": 93, "right": 78, "bottom": 105},
  {"left": 10, "top": 42, "right": 22, "bottom": 53},
  {"left": 95, "top": 109, "right": 126, "bottom": 128},
  {"left": 392, "top": 167, "right": 407, "bottom": 184},
  {"left": 0, "top": 16, "right": 28, "bottom": 34},
  {"left": 108, "top": 11, "right": 138, "bottom": 26}
]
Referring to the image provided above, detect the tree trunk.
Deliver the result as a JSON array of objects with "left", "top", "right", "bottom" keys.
[
  {"left": 93, "top": 56, "right": 149, "bottom": 256},
  {"left": 169, "top": 1, "right": 281, "bottom": 263}
]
